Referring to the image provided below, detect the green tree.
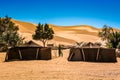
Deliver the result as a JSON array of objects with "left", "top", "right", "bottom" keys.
[
  {"left": 98, "top": 25, "right": 113, "bottom": 40},
  {"left": 106, "top": 31, "right": 120, "bottom": 48},
  {"left": 0, "top": 16, "right": 24, "bottom": 49},
  {"left": 99, "top": 25, "right": 120, "bottom": 48},
  {"left": 32, "top": 23, "right": 54, "bottom": 47}
]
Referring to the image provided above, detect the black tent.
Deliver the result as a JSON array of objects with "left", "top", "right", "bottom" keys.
[
  {"left": 68, "top": 48, "right": 117, "bottom": 62},
  {"left": 5, "top": 41, "right": 51, "bottom": 61}
]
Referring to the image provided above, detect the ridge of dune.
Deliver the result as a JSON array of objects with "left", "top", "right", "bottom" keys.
[
  {"left": 11, "top": 19, "right": 104, "bottom": 45},
  {"left": 12, "top": 19, "right": 36, "bottom": 33},
  {"left": 12, "top": 19, "right": 100, "bottom": 33},
  {"left": 49, "top": 24, "right": 100, "bottom": 32}
]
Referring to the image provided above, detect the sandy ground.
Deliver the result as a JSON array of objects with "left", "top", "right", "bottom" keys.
[{"left": 0, "top": 50, "right": 120, "bottom": 80}]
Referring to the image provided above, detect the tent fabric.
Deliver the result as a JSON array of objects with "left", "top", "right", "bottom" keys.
[
  {"left": 5, "top": 47, "right": 51, "bottom": 61},
  {"left": 68, "top": 48, "right": 117, "bottom": 62},
  {"left": 5, "top": 41, "right": 52, "bottom": 61},
  {"left": 5, "top": 47, "right": 20, "bottom": 60},
  {"left": 97, "top": 48, "right": 117, "bottom": 62},
  {"left": 82, "top": 48, "right": 99, "bottom": 61},
  {"left": 38, "top": 47, "right": 51, "bottom": 60},
  {"left": 68, "top": 48, "right": 83, "bottom": 61},
  {"left": 5, "top": 41, "right": 51, "bottom": 61},
  {"left": 17, "top": 47, "right": 39, "bottom": 60}
]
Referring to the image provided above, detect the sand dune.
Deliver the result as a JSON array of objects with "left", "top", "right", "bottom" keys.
[
  {"left": 55, "top": 31, "right": 99, "bottom": 42},
  {"left": 12, "top": 19, "right": 36, "bottom": 33},
  {"left": 11, "top": 19, "right": 103, "bottom": 45}
]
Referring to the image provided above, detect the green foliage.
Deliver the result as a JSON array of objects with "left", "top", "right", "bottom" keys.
[
  {"left": 99, "top": 25, "right": 120, "bottom": 48},
  {"left": 32, "top": 23, "right": 54, "bottom": 47},
  {"left": 108, "top": 32, "right": 120, "bottom": 48},
  {"left": 98, "top": 25, "right": 113, "bottom": 41},
  {"left": 2, "top": 31, "right": 24, "bottom": 47},
  {"left": 0, "top": 16, "right": 24, "bottom": 49}
]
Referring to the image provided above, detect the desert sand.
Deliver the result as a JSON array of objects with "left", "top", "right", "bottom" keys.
[
  {"left": 12, "top": 20, "right": 102, "bottom": 46},
  {"left": 0, "top": 50, "right": 120, "bottom": 80},
  {"left": 0, "top": 20, "right": 119, "bottom": 80}
]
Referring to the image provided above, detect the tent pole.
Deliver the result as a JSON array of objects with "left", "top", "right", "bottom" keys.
[
  {"left": 36, "top": 48, "right": 39, "bottom": 59},
  {"left": 96, "top": 48, "right": 100, "bottom": 61},
  {"left": 18, "top": 49, "right": 22, "bottom": 60},
  {"left": 81, "top": 48, "right": 85, "bottom": 61},
  {"left": 68, "top": 49, "right": 74, "bottom": 61},
  {"left": 5, "top": 52, "right": 8, "bottom": 61}
]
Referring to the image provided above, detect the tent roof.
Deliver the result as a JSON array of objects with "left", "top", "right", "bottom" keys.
[{"left": 18, "top": 41, "right": 41, "bottom": 47}]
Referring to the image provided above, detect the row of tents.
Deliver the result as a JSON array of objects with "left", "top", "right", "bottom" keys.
[{"left": 5, "top": 41, "right": 117, "bottom": 62}]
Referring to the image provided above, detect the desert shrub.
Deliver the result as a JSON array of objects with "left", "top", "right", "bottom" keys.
[
  {"left": 99, "top": 25, "right": 120, "bottom": 48},
  {"left": 58, "top": 44, "right": 63, "bottom": 57}
]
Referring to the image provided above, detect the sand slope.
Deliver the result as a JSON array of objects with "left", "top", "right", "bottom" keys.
[{"left": 12, "top": 19, "right": 101, "bottom": 45}]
